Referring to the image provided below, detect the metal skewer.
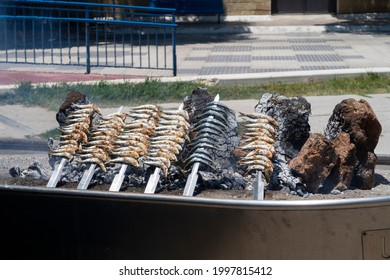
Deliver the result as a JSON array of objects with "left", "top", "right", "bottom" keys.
[
  {"left": 77, "top": 107, "right": 123, "bottom": 190},
  {"left": 144, "top": 103, "right": 185, "bottom": 194},
  {"left": 109, "top": 164, "right": 128, "bottom": 192},
  {"left": 46, "top": 158, "right": 67, "bottom": 188},
  {"left": 182, "top": 162, "right": 200, "bottom": 196},
  {"left": 144, "top": 167, "right": 160, "bottom": 194},
  {"left": 183, "top": 94, "right": 220, "bottom": 197},
  {"left": 253, "top": 171, "right": 264, "bottom": 200},
  {"left": 77, "top": 163, "right": 96, "bottom": 190}
]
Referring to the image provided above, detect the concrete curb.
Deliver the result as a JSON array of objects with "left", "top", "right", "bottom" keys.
[
  {"left": 1, "top": 68, "right": 390, "bottom": 92},
  {"left": 159, "top": 67, "right": 390, "bottom": 85},
  {"left": 176, "top": 24, "right": 390, "bottom": 35},
  {"left": 377, "top": 154, "right": 390, "bottom": 165},
  {"left": 0, "top": 138, "right": 48, "bottom": 151}
]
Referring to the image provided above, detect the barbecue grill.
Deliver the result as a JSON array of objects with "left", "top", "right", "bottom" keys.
[{"left": 0, "top": 184, "right": 389, "bottom": 259}]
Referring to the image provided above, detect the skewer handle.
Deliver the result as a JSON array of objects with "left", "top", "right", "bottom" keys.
[
  {"left": 182, "top": 162, "right": 200, "bottom": 196},
  {"left": 77, "top": 164, "right": 96, "bottom": 190},
  {"left": 144, "top": 167, "right": 161, "bottom": 194},
  {"left": 253, "top": 171, "right": 264, "bottom": 200},
  {"left": 46, "top": 158, "right": 67, "bottom": 188},
  {"left": 109, "top": 164, "right": 128, "bottom": 192}
]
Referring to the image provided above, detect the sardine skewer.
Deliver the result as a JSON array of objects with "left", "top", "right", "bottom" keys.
[
  {"left": 183, "top": 94, "right": 220, "bottom": 197},
  {"left": 47, "top": 103, "right": 102, "bottom": 188},
  {"left": 110, "top": 104, "right": 160, "bottom": 192},
  {"left": 237, "top": 110, "right": 278, "bottom": 200},
  {"left": 144, "top": 103, "right": 186, "bottom": 194},
  {"left": 78, "top": 107, "right": 123, "bottom": 190}
]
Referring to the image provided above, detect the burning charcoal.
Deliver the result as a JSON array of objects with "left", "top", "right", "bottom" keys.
[
  {"left": 10, "top": 161, "right": 50, "bottom": 180},
  {"left": 9, "top": 166, "right": 21, "bottom": 178},
  {"left": 47, "top": 137, "right": 58, "bottom": 151},
  {"left": 59, "top": 160, "right": 81, "bottom": 183},
  {"left": 163, "top": 166, "right": 187, "bottom": 189},
  {"left": 270, "top": 155, "right": 308, "bottom": 196},
  {"left": 165, "top": 177, "right": 186, "bottom": 192},
  {"left": 255, "top": 92, "right": 311, "bottom": 160},
  {"left": 198, "top": 170, "right": 246, "bottom": 190},
  {"left": 122, "top": 167, "right": 146, "bottom": 188},
  {"left": 352, "top": 151, "right": 377, "bottom": 189},
  {"left": 93, "top": 168, "right": 117, "bottom": 185},
  {"left": 127, "top": 175, "right": 145, "bottom": 189},
  {"left": 27, "top": 162, "right": 50, "bottom": 180},
  {"left": 220, "top": 170, "right": 247, "bottom": 190},
  {"left": 325, "top": 132, "right": 357, "bottom": 192},
  {"left": 288, "top": 131, "right": 361, "bottom": 194},
  {"left": 254, "top": 92, "right": 311, "bottom": 196},
  {"left": 289, "top": 133, "right": 338, "bottom": 193},
  {"left": 325, "top": 98, "right": 382, "bottom": 190},
  {"left": 198, "top": 171, "right": 219, "bottom": 187},
  {"left": 183, "top": 87, "right": 214, "bottom": 122}
]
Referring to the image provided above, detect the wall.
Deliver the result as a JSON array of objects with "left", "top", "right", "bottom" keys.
[
  {"left": 83, "top": 1, "right": 390, "bottom": 15},
  {"left": 106, "top": 0, "right": 272, "bottom": 16},
  {"left": 338, "top": 0, "right": 390, "bottom": 13},
  {"left": 224, "top": 0, "right": 271, "bottom": 15}
]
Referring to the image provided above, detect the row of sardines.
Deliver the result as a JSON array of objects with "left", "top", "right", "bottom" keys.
[{"left": 49, "top": 101, "right": 278, "bottom": 180}]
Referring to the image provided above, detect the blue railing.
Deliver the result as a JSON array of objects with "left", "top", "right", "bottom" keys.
[{"left": 0, "top": 0, "right": 177, "bottom": 75}]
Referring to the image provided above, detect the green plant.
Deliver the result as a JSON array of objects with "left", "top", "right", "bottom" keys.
[{"left": 3, "top": 74, "right": 389, "bottom": 110}]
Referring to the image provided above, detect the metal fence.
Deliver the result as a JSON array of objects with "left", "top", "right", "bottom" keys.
[{"left": 0, "top": 0, "right": 177, "bottom": 75}]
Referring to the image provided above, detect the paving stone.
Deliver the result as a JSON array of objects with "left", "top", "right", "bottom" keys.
[
  {"left": 296, "top": 54, "right": 344, "bottom": 62},
  {"left": 206, "top": 55, "right": 252, "bottom": 63}
]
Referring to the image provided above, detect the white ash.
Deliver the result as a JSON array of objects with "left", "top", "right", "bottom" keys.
[
  {"left": 255, "top": 93, "right": 311, "bottom": 195},
  {"left": 9, "top": 161, "right": 50, "bottom": 180},
  {"left": 255, "top": 92, "right": 311, "bottom": 160}
]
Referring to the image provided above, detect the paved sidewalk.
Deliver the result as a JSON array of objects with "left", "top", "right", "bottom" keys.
[{"left": 1, "top": 14, "right": 390, "bottom": 87}]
